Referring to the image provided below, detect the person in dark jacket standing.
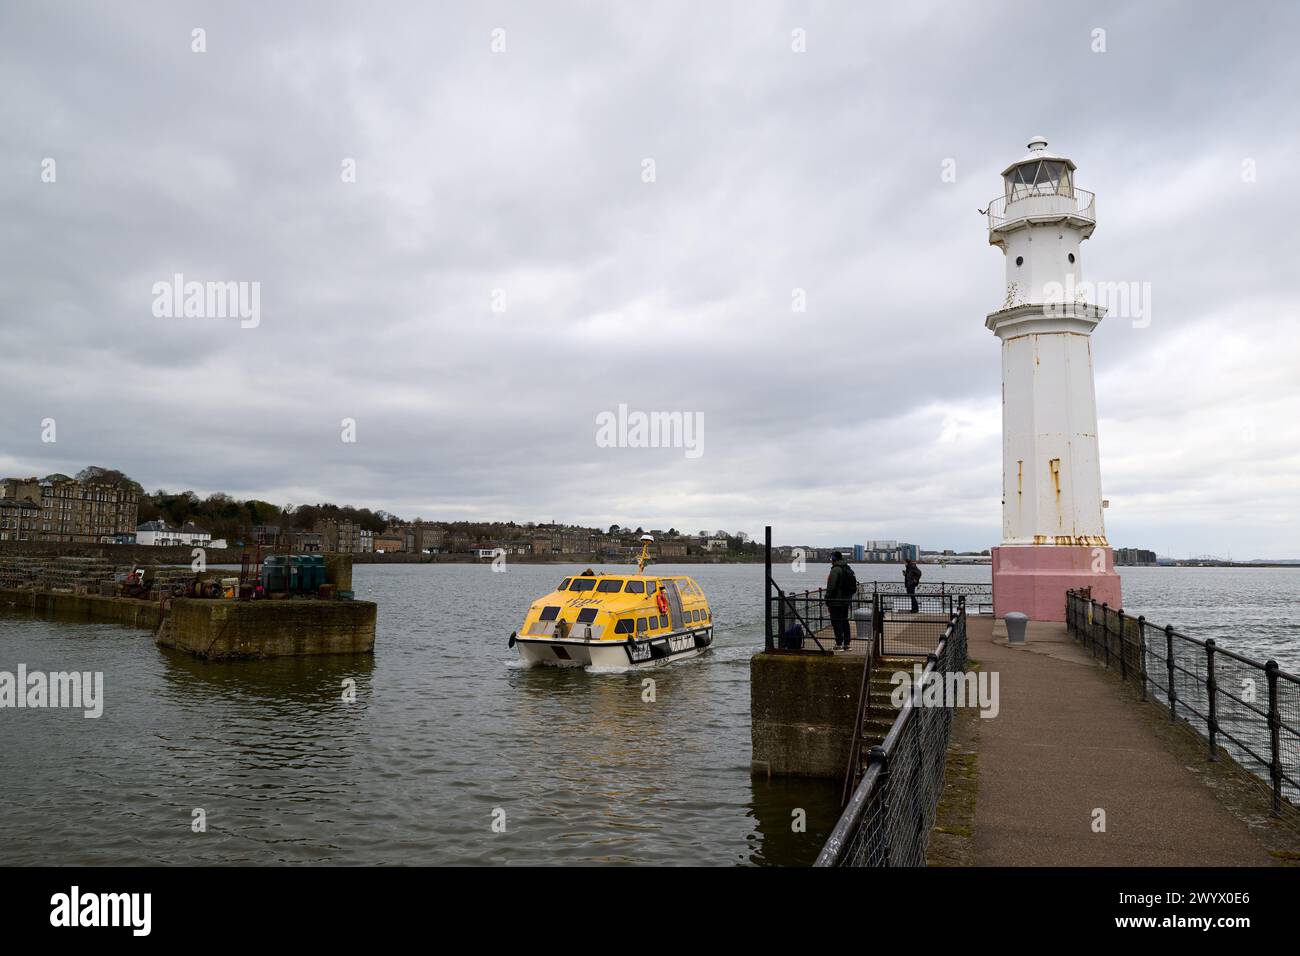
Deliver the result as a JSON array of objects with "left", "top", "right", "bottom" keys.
[
  {"left": 903, "top": 559, "right": 922, "bottom": 613},
  {"left": 826, "top": 552, "right": 856, "bottom": 649}
]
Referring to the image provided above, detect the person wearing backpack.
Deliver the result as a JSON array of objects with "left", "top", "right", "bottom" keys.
[
  {"left": 825, "top": 552, "right": 858, "bottom": 649},
  {"left": 903, "top": 559, "right": 922, "bottom": 613}
]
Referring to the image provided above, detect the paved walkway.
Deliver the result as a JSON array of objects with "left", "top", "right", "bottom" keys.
[{"left": 968, "top": 617, "right": 1274, "bottom": 866}]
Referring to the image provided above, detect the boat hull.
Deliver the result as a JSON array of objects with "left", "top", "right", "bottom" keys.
[{"left": 515, "top": 627, "right": 714, "bottom": 669}]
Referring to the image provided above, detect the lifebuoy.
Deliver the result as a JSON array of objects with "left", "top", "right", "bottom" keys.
[{"left": 655, "top": 590, "right": 669, "bottom": 615}]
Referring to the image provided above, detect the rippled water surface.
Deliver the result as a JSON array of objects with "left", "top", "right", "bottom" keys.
[{"left": 1, "top": 562, "right": 1296, "bottom": 864}]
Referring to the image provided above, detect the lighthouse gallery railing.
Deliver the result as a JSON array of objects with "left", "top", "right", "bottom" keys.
[{"left": 986, "top": 188, "right": 1095, "bottom": 230}]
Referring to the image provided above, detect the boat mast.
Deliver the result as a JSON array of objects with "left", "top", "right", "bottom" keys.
[{"left": 637, "top": 534, "right": 654, "bottom": 574}]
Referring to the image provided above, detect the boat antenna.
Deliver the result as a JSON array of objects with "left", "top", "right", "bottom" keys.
[{"left": 637, "top": 534, "right": 654, "bottom": 574}]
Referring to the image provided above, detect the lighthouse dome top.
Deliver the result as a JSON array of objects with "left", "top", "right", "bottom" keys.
[{"left": 1000, "top": 135, "right": 1077, "bottom": 175}]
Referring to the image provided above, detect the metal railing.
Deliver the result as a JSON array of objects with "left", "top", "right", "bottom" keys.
[
  {"left": 764, "top": 582, "right": 988, "bottom": 653},
  {"left": 986, "top": 188, "right": 1095, "bottom": 230},
  {"left": 816, "top": 604, "right": 968, "bottom": 866},
  {"left": 1066, "top": 589, "right": 1300, "bottom": 818},
  {"left": 872, "top": 580, "right": 992, "bottom": 615}
]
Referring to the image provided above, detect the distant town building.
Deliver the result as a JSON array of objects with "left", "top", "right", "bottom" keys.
[
  {"left": 0, "top": 474, "right": 138, "bottom": 544},
  {"left": 136, "top": 521, "right": 211, "bottom": 546},
  {"left": 0, "top": 497, "right": 40, "bottom": 541},
  {"left": 852, "top": 541, "right": 921, "bottom": 562},
  {"left": 314, "top": 519, "right": 374, "bottom": 554},
  {"left": 373, "top": 532, "right": 405, "bottom": 553},
  {"left": 136, "top": 520, "right": 180, "bottom": 546},
  {"left": 1114, "top": 547, "right": 1158, "bottom": 567}
]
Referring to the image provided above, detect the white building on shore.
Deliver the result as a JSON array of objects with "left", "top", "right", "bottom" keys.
[{"left": 136, "top": 520, "right": 212, "bottom": 547}]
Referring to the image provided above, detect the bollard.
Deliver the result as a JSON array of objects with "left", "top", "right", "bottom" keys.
[{"left": 1005, "top": 611, "right": 1028, "bottom": 644}]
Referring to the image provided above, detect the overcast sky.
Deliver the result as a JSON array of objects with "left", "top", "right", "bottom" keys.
[{"left": 2, "top": 1, "right": 1297, "bottom": 557}]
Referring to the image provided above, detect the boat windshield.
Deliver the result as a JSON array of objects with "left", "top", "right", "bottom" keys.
[
  {"left": 568, "top": 578, "right": 597, "bottom": 592},
  {"left": 557, "top": 578, "right": 572, "bottom": 591},
  {"left": 596, "top": 579, "right": 624, "bottom": 592},
  {"left": 625, "top": 580, "right": 645, "bottom": 593}
]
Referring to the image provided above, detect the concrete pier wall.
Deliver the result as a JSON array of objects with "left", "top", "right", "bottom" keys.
[
  {"left": 0, "top": 588, "right": 163, "bottom": 629},
  {"left": 156, "top": 598, "right": 376, "bottom": 660},
  {"left": 750, "top": 652, "right": 863, "bottom": 778},
  {"left": 2, "top": 586, "right": 376, "bottom": 661}
]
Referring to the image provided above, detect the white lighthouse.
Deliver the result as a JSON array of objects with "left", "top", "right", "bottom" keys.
[{"left": 986, "top": 136, "right": 1121, "bottom": 620}]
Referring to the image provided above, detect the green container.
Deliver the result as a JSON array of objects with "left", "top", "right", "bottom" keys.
[
  {"left": 308, "top": 554, "right": 326, "bottom": 592},
  {"left": 261, "top": 555, "right": 287, "bottom": 592}
]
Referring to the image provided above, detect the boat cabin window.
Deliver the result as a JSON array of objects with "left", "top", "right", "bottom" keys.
[
  {"left": 658, "top": 614, "right": 668, "bottom": 628},
  {"left": 625, "top": 581, "right": 645, "bottom": 594},
  {"left": 557, "top": 578, "right": 571, "bottom": 591},
  {"left": 596, "top": 579, "right": 624, "bottom": 593},
  {"left": 568, "top": 578, "right": 597, "bottom": 592},
  {"left": 636, "top": 617, "right": 648, "bottom": 633},
  {"left": 539, "top": 606, "right": 560, "bottom": 621},
  {"left": 647, "top": 582, "right": 657, "bottom": 594},
  {"left": 615, "top": 619, "right": 634, "bottom": 634},
  {"left": 576, "top": 608, "right": 598, "bottom": 623}
]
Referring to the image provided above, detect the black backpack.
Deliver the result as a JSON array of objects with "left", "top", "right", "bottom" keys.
[{"left": 838, "top": 563, "right": 858, "bottom": 599}]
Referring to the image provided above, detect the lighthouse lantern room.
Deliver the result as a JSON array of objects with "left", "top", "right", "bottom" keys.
[{"left": 985, "top": 136, "right": 1121, "bottom": 621}]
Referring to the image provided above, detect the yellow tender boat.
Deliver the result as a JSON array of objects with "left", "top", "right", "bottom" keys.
[{"left": 510, "top": 537, "right": 714, "bottom": 668}]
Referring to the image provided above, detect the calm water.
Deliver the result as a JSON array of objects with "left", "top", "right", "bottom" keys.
[{"left": 1, "top": 563, "right": 1296, "bottom": 865}]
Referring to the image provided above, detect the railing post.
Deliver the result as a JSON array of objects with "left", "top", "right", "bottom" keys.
[
  {"left": 777, "top": 589, "right": 787, "bottom": 648},
  {"left": 1090, "top": 599, "right": 1100, "bottom": 656},
  {"left": 1166, "top": 625, "right": 1177, "bottom": 721},
  {"left": 1136, "top": 615, "right": 1148, "bottom": 700},
  {"left": 1117, "top": 608, "right": 1128, "bottom": 681},
  {"left": 1266, "top": 661, "right": 1282, "bottom": 816},
  {"left": 1101, "top": 603, "right": 1111, "bottom": 667},
  {"left": 872, "top": 591, "right": 882, "bottom": 659},
  {"left": 764, "top": 526, "right": 772, "bottom": 651},
  {"left": 1205, "top": 639, "right": 1218, "bottom": 761}
]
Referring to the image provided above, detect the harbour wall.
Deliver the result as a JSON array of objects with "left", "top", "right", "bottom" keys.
[
  {"left": 0, "top": 588, "right": 164, "bottom": 629},
  {"left": 1, "top": 587, "right": 377, "bottom": 661},
  {"left": 750, "top": 652, "right": 863, "bottom": 778},
  {"left": 0, "top": 541, "right": 247, "bottom": 566}
]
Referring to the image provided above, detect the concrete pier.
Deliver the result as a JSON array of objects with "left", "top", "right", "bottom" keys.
[
  {"left": 966, "top": 617, "right": 1282, "bottom": 865},
  {"left": 0, "top": 588, "right": 163, "bottom": 629},
  {"left": 1, "top": 586, "right": 377, "bottom": 661},
  {"left": 155, "top": 598, "right": 376, "bottom": 660}
]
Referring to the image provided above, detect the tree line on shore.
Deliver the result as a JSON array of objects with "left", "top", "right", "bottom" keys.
[{"left": 84, "top": 467, "right": 760, "bottom": 554}]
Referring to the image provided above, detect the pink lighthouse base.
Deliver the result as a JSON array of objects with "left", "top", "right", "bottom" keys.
[{"left": 991, "top": 545, "right": 1122, "bottom": 622}]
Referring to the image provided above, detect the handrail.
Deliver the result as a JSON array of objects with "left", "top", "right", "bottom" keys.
[{"left": 816, "top": 600, "right": 967, "bottom": 867}]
